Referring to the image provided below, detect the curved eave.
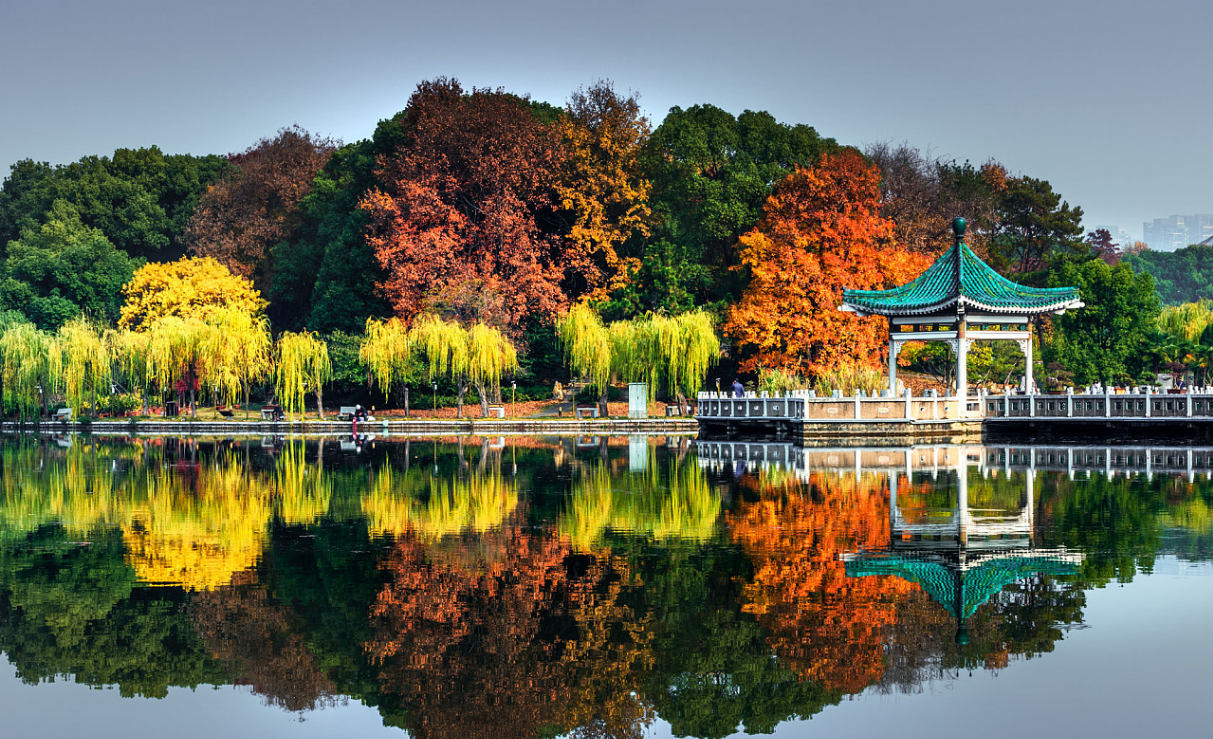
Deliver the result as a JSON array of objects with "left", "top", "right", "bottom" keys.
[{"left": 839, "top": 295, "right": 1084, "bottom": 318}]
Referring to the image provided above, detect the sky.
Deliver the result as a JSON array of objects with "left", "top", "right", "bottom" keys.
[{"left": 2, "top": 0, "right": 1210, "bottom": 241}]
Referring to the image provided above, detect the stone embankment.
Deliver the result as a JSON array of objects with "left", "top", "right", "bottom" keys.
[{"left": 1, "top": 417, "right": 698, "bottom": 436}]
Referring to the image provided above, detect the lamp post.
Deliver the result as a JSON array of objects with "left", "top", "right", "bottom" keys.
[
  {"left": 432, "top": 382, "right": 438, "bottom": 415},
  {"left": 511, "top": 381, "right": 516, "bottom": 417}
]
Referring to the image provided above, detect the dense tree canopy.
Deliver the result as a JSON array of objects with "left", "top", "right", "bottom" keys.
[
  {"left": 1044, "top": 257, "right": 1160, "bottom": 386},
  {"left": 0, "top": 147, "right": 230, "bottom": 260},
  {"left": 0, "top": 200, "right": 142, "bottom": 328},
  {"left": 1124, "top": 244, "right": 1213, "bottom": 305},
  {"left": 0, "top": 75, "right": 1178, "bottom": 412}
]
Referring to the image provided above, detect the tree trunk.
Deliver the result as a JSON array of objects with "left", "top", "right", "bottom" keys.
[
  {"left": 187, "top": 363, "right": 197, "bottom": 418},
  {"left": 316, "top": 385, "right": 325, "bottom": 420},
  {"left": 456, "top": 378, "right": 467, "bottom": 419},
  {"left": 402, "top": 387, "right": 410, "bottom": 417},
  {"left": 476, "top": 380, "right": 489, "bottom": 417},
  {"left": 598, "top": 387, "right": 609, "bottom": 419},
  {"left": 676, "top": 389, "right": 689, "bottom": 416}
]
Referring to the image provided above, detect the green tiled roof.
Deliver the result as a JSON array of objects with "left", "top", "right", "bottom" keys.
[
  {"left": 841, "top": 242, "right": 1082, "bottom": 316},
  {"left": 845, "top": 554, "right": 1080, "bottom": 619}
]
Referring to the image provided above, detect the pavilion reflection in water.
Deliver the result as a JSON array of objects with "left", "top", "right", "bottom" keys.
[{"left": 693, "top": 441, "right": 1139, "bottom": 642}]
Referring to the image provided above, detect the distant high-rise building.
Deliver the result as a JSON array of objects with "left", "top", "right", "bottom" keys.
[{"left": 1143, "top": 214, "right": 1213, "bottom": 251}]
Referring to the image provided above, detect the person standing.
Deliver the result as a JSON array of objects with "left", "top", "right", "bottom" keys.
[{"left": 731, "top": 378, "right": 745, "bottom": 397}]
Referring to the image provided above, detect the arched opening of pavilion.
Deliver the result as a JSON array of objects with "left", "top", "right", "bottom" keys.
[{"left": 839, "top": 218, "right": 1084, "bottom": 400}]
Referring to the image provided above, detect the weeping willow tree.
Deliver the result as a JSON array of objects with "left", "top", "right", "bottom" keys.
[
  {"left": 361, "top": 462, "right": 519, "bottom": 539},
  {"left": 559, "top": 303, "right": 613, "bottom": 416},
  {"left": 57, "top": 317, "right": 111, "bottom": 417},
  {"left": 275, "top": 331, "right": 332, "bottom": 420},
  {"left": 410, "top": 314, "right": 517, "bottom": 418},
  {"left": 559, "top": 452, "right": 719, "bottom": 551},
  {"left": 1158, "top": 300, "right": 1213, "bottom": 342},
  {"left": 466, "top": 323, "right": 518, "bottom": 417},
  {"left": 147, "top": 316, "right": 214, "bottom": 417},
  {"left": 360, "top": 317, "right": 413, "bottom": 412},
  {"left": 205, "top": 308, "right": 272, "bottom": 419},
  {"left": 108, "top": 328, "right": 153, "bottom": 414},
  {"left": 0, "top": 322, "right": 60, "bottom": 420},
  {"left": 559, "top": 306, "right": 720, "bottom": 415}
]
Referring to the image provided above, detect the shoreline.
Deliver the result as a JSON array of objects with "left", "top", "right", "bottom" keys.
[{"left": 1, "top": 417, "right": 698, "bottom": 436}]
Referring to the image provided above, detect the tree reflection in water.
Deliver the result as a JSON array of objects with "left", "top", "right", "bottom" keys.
[{"left": 0, "top": 436, "right": 1210, "bottom": 737}]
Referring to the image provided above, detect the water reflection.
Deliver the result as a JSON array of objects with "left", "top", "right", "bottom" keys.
[{"left": 0, "top": 435, "right": 1210, "bottom": 737}]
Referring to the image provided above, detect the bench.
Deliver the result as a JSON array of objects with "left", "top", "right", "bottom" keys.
[
  {"left": 261, "top": 406, "right": 283, "bottom": 421},
  {"left": 337, "top": 406, "right": 357, "bottom": 421},
  {"left": 486, "top": 405, "right": 505, "bottom": 418},
  {"left": 54, "top": 408, "right": 72, "bottom": 423},
  {"left": 575, "top": 406, "right": 600, "bottom": 419},
  {"left": 217, "top": 406, "right": 234, "bottom": 418},
  {"left": 665, "top": 404, "right": 682, "bottom": 417}
]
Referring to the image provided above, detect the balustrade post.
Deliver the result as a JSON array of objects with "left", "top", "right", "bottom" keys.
[
  {"left": 1066, "top": 388, "right": 1073, "bottom": 417},
  {"left": 1188, "top": 387, "right": 1194, "bottom": 418},
  {"left": 1145, "top": 387, "right": 1151, "bottom": 418}
]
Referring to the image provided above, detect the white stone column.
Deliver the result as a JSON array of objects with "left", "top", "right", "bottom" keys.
[
  {"left": 889, "top": 338, "right": 899, "bottom": 394},
  {"left": 956, "top": 333, "right": 968, "bottom": 401}
]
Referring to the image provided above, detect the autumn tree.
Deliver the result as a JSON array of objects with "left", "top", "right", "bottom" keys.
[
  {"left": 185, "top": 126, "right": 337, "bottom": 294},
  {"left": 367, "top": 526, "right": 575, "bottom": 739},
  {"left": 119, "top": 256, "right": 267, "bottom": 331},
  {"left": 555, "top": 81, "right": 652, "bottom": 300},
  {"left": 729, "top": 471, "right": 916, "bottom": 694},
  {"left": 360, "top": 79, "right": 579, "bottom": 335},
  {"left": 724, "top": 150, "right": 930, "bottom": 376}
]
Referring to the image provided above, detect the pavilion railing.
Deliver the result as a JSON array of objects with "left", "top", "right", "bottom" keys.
[{"left": 696, "top": 386, "right": 1213, "bottom": 424}]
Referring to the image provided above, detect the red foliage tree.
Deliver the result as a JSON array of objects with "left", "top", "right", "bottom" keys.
[
  {"left": 360, "top": 79, "right": 586, "bottom": 334},
  {"left": 186, "top": 126, "right": 336, "bottom": 291}
]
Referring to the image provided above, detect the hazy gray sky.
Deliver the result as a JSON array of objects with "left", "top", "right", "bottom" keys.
[{"left": 3, "top": 0, "right": 1209, "bottom": 240}]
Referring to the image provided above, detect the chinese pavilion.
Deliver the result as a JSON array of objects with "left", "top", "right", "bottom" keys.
[{"left": 839, "top": 217, "right": 1084, "bottom": 398}]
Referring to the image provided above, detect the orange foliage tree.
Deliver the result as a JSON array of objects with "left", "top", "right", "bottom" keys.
[
  {"left": 555, "top": 81, "right": 652, "bottom": 301},
  {"left": 361, "top": 79, "right": 589, "bottom": 335},
  {"left": 724, "top": 149, "right": 930, "bottom": 376},
  {"left": 728, "top": 471, "right": 917, "bottom": 694}
]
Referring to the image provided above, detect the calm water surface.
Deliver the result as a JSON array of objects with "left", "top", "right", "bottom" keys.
[{"left": 0, "top": 434, "right": 1210, "bottom": 739}]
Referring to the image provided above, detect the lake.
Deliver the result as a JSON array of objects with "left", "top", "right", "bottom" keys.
[{"left": 0, "top": 434, "right": 1209, "bottom": 739}]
